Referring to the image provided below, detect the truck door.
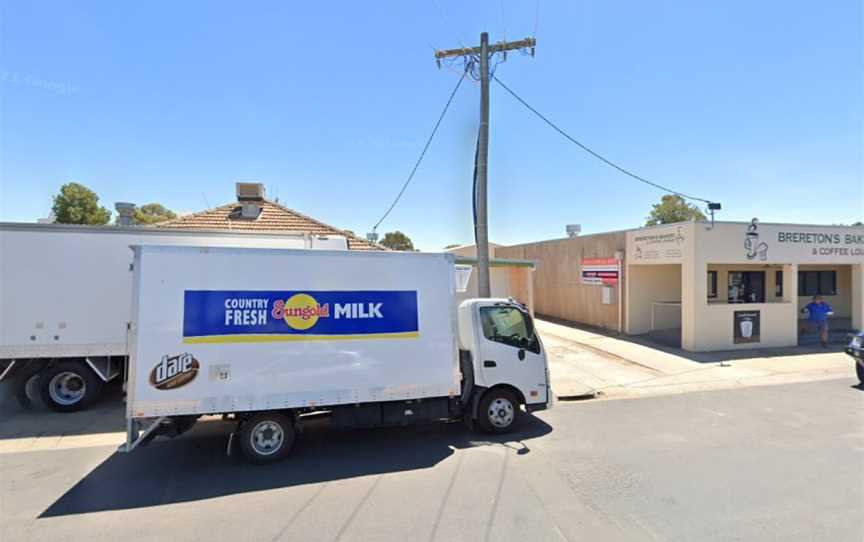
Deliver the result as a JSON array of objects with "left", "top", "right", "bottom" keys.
[{"left": 476, "top": 304, "right": 547, "bottom": 404}]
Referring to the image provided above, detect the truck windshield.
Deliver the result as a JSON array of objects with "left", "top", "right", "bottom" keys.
[{"left": 480, "top": 306, "right": 536, "bottom": 351}]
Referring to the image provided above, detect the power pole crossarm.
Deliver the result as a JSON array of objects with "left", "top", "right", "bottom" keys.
[{"left": 434, "top": 37, "right": 536, "bottom": 60}]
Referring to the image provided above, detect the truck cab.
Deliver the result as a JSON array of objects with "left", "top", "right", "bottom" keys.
[{"left": 458, "top": 299, "right": 551, "bottom": 433}]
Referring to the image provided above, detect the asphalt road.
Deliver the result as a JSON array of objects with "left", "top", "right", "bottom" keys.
[{"left": 2, "top": 378, "right": 862, "bottom": 542}]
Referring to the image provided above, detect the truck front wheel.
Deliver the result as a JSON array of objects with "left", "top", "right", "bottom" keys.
[
  {"left": 39, "top": 361, "right": 103, "bottom": 412},
  {"left": 477, "top": 388, "right": 521, "bottom": 434},
  {"left": 239, "top": 412, "right": 296, "bottom": 465}
]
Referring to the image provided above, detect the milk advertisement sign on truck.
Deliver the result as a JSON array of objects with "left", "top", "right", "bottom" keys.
[{"left": 183, "top": 290, "right": 419, "bottom": 343}]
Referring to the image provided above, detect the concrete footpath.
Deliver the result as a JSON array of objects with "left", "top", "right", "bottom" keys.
[{"left": 538, "top": 318, "right": 856, "bottom": 400}]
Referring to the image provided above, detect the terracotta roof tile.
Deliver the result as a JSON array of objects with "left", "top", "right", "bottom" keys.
[{"left": 154, "top": 199, "right": 384, "bottom": 251}]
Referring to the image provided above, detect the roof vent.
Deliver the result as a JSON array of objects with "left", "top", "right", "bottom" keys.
[
  {"left": 115, "top": 202, "right": 136, "bottom": 226},
  {"left": 236, "top": 183, "right": 264, "bottom": 219},
  {"left": 236, "top": 182, "right": 265, "bottom": 202}
]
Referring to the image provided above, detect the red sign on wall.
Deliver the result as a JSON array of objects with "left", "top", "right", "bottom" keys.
[{"left": 581, "top": 258, "right": 620, "bottom": 285}]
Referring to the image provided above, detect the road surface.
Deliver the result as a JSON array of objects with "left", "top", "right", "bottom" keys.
[{"left": 1, "top": 379, "right": 862, "bottom": 541}]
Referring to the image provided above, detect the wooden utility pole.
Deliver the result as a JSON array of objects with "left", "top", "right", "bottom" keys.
[{"left": 435, "top": 34, "right": 535, "bottom": 298}]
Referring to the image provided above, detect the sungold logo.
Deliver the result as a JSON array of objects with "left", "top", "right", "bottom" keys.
[{"left": 149, "top": 353, "right": 199, "bottom": 390}]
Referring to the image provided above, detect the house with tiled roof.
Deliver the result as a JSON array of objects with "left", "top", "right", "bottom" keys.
[{"left": 155, "top": 183, "right": 383, "bottom": 251}]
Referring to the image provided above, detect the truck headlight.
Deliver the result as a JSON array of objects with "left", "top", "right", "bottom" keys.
[{"left": 850, "top": 336, "right": 863, "bottom": 349}]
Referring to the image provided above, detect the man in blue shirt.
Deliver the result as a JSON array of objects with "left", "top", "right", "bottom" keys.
[{"left": 802, "top": 295, "right": 833, "bottom": 348}]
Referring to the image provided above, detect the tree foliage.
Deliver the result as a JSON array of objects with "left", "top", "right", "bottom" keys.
[
  {"left": 380, "top": 230, "right": 415, "bottom": 251},
  {"left": 51, "top": 182, "right": 111, "bottom": 225},
  {"left": 646, "top": 195, "right": 706, "bottom": 226},
  {"left": 132, "top": 203, "right": 176, "bottom": 225}
]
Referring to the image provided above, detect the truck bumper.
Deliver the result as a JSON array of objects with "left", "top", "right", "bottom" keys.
[{"left": 526, "top": 389, "right": 555, "bottom": 413}]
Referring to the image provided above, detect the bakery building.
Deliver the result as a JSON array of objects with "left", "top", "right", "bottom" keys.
[{"left": 497, "top": 220, "right": 863, "bottom": 352}]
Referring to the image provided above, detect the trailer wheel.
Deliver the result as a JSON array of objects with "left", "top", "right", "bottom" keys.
[
  {"left": 39, "top": 361, "right": 102, "bottom": 412},
  {"left": 239, "top": 412, "right": 296, "bottom": 465},
  {"left": 477, "top": 388, "right": 521, "bottom": 434}
]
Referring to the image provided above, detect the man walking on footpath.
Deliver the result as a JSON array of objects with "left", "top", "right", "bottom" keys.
[{"left": 801, "top": 295, "right": 834, "bottom": 348}]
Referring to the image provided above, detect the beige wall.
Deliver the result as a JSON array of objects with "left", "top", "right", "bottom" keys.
[
  {"left": 497, "top": 232, "right": 625, "bottom": 330},
  {"left": 853, "top": 265, "right": 864, "bottom": 330},
  {"left": 696, "top": 302, "right": 798, "bottom": 350},
  {"left": 626, "top": 264, "right": 682, "bottom": 334}
]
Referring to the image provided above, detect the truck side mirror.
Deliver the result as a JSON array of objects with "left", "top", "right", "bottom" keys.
[{"left": 518, "top": 349, "right": 526, "bottom": 361}]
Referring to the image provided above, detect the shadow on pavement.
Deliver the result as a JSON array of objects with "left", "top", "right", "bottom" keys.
[
  {"left": 0, "top": 385, "right": 125, "bottom": 439},
  {"left": 40, "top": 413, "right": 552, "bottom": 517}
]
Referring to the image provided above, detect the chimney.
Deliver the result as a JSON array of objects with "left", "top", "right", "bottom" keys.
[
  {"left": 115, "top": 202, "right": 136, "bottom": 226},
  {"left": 236, "top": 182, "right": 265, "bottom": 219}
]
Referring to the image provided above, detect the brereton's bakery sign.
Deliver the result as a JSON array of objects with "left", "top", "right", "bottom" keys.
[{"left": 743, "top": 219, "right": 864, "bottom": 261}]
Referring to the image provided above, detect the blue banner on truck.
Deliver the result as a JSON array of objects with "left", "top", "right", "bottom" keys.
[{"left": 183, "top": 290, "right": 419, "bottom": 343}]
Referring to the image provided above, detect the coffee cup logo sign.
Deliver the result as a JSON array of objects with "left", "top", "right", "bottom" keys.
[{"left": 744, "top": 218, "right": 769, "bottom": 261}]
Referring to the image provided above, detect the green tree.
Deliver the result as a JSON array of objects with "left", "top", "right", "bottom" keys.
[
  {"left": 132, "top": 203, "right": 176, "bottom": 225},
  {"left": 646, "top": 195, "right": 706, "bottom": 226},
  {"left": 51, "top": 182, "right": 111, "bottom": 225},
  {"left": 380, "top": 230, "right": 415, "bottom": 251}
]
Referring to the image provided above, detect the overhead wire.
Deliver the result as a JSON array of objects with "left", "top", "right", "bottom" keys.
[
  {"left": 372, "top": 63, "right": 472, "bottom": 232},
  {"left": 492, "top": 74, "right": 714, "bottom": 204}
]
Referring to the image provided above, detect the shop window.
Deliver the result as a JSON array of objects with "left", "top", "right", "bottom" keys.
[
  {"left": 728, "top": 271, "right": 765, "bottom": 303},
  {"left": 707, "top": 271, "right": 718, "bottom": 299},
  {"left": 775, "top": 270, "right": 783, "bottom": 297},
  {"left": 798, "top": 271, "right": 837, "bottom": 296}
]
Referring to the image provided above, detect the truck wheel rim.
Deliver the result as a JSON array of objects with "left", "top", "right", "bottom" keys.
[
  {"left": 488, "top": 397, "right": 514, "bottom": 428},
  {"left": 250, "top": 421, "right": 284, "bottom": 456},
  {"left": 48, "top": 371, "right": 86, "bottom": 406}
]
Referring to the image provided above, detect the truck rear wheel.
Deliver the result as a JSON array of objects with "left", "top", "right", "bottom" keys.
[
  {"left": 477, "top": 388, "right": 521, "bottom": 434},
  {"left": 39, "top": 361, "right": 102, "bottom": 412},
  {"left": 239, "top": 412, "right": 296, "bottom": 465}
]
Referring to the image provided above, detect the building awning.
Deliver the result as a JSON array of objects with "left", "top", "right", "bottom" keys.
[{"left": 454, "top": 257, "right": 537, "bottom": 269}]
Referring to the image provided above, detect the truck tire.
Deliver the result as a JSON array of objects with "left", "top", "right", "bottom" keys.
[
  {"left": 39, "top": 361, "right": 103, "bottom": 412},
  {"left": 239, "top": 412, "right": 296, "bottom": 465},
  {"left": 477, "top": 388, "right": 521, "bottom": 434},
  {"left": 13, "top": 362, "right": 43, "bottom": 408},
  {"left": 856, "top": 361, "right": 864, "bottom": 384}
]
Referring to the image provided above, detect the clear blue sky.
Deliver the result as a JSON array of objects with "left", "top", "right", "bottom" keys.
[{"left": 1, "top": 1, "right": 862, "bottom": 250}]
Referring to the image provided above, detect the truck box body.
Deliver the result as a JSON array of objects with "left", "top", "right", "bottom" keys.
[
  {"left": 127, "top": 246, "right": 459, "bottom": 418},
  {"left": 0, "top": 223, "right": 348, "bottom": 360}
]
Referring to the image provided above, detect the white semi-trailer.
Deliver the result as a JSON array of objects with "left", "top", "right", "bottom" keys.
[
  {"left": 0, "top": 223, "right": 348, "bottom": 412},
  {"left": 122, "top": 245, "right": 551, "bottom": 464}
]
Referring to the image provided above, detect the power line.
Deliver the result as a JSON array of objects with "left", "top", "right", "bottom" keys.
[
  {"left": 372, "top": 65, "right": 470, "bottom": 233},
  {"left": 492, "top": 74, "right": 714, "bottom": 205}
]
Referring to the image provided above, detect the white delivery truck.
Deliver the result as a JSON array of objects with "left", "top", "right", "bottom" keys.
[
  {"left": 122, "top": 245, "right": 551, "bottom": 464},
  {"left": 0, "top": 223, "right": 348, "bottom": 412}
]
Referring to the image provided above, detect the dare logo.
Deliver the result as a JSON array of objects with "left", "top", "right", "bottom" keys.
[{"left": 150, "top": 353, "right": 200, "bottom": 390}]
